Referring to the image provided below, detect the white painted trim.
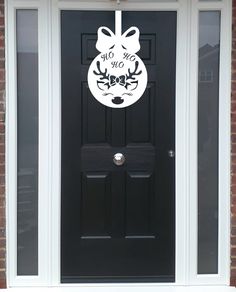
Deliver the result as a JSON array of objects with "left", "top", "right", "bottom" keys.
[
  {"left": 57, "top": 1, "right": 180, "bottom": 10},
  {"left": 197, "top": 2, "right": 224, "bottom": 9},
  {"left": 218, "top": 0, "right": 232, "bottom": 285},
  {"left": 175, "top": 0, "right": 190, "bottom": 285},
  {"left": 188, "top": 0, "right": 199, "bottom": 284},
  {"left": 38, "top": 0, "right": 52, "bottom": 286},
  {"left": 50, "top": 0, "right": 61, "bottom": 286},
  {"left": 0, "top": 285, "right": 236, "bottom": 292},
  {"left": 6, "top": 0, "right": 232, "bottom": 288}
]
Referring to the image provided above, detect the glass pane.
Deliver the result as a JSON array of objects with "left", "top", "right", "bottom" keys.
[
  {"left": 198, "top": 11, "right": 220, "bottom": 274},
  {"left": 16, "top": 9, "right": 38, "bottom": 275}
]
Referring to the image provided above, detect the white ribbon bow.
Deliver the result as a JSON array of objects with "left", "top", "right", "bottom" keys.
[{"left": 96, "top": 26, "right": 141, "bottom": 53}]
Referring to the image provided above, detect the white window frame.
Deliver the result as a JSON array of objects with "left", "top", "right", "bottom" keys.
[
  {"left": 6, "top": 0, "right": 51, "bottom": 287},
  {"left": 6, "top": 0, "right": 232, "bottom": 290}
]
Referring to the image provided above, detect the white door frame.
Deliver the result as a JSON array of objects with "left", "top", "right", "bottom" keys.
[{"left": 6, "top": 0, "right": 232, "bottom": 289}]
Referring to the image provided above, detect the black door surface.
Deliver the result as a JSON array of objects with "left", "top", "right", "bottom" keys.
[{"left": 61, "top": 11, "right": 176, "bottom": 283}]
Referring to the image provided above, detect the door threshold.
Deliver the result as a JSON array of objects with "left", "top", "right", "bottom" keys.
[{"left": 4, "top": 286, "right": 236, "bottom": 292}]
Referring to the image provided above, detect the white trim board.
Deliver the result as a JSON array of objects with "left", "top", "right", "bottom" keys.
[
  {"left": 6, "top": 0, "right": 232, "bottom": 288},
  {"left": 1, "top": 286, "right": 236, "bottom": 292}
]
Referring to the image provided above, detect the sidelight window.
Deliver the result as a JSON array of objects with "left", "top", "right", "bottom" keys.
[
  {"left": 197, "top": 11, "right": 221, "bottom": 275},
  {"left": 16, "top": 9, "right": 39, "bottom": 276}
]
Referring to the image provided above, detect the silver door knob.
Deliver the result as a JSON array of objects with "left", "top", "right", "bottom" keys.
[
  {"left": 168, "top": 150, "right": 175, "bottom": 158},
  {"left": 113, "top": 153, "right": 125, "bottom": 166}
]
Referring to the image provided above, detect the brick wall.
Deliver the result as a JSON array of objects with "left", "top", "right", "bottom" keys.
[
  {"left": 0, "top": 0, "right": 5, "bottom": 289},
  {"left": 232, "top": 0, "right": 236, "bottom": 286}
]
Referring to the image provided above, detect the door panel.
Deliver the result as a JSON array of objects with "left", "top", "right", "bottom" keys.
[
  {"left": 125, "top": 172, "right": 154, "bottom": 237},
  {"left": 81, "top": 172, "right": 111, "bottom": 238},
  {"left": 61, "top": 10, "right": 176, "bottom": 283}
]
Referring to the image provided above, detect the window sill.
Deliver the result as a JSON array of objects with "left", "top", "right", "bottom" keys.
[{"left": 4, "top": 285, "right": 236, "bottom": 292}]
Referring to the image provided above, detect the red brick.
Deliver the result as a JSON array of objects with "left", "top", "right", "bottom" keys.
[
  {"left": 0, "top": 70, "right": 5, "bottom": 82},
  {"left": 0, "top": 156, "right": 5, "bottom": 165},
  {"left": 232, "top": 226, "right": 236, "bottom": 237},
  {"left": 0, "top": 261, "right": 5, "bottom": 270},
  {"left": 232, "top": 164, "right": 236, "bottom": 173},
  {"left": 231, "top": 216, "right": 236, "bottom": 226},
  {"left": 231, "top": 123, "right": 236, "bottom": 133},
  {"left": 0, "top": 278, "right": 6, "bottom": 289},
  {"left": 0, "top": 229, "right": 6, "bottom": 238},
  {"left": 0, "top": 7, "right": 4, "bottom": 18},
  {"left": 0, "top": 250, "right": 5, "bottom": 260},
  {"left": 232, "top": 50, "right": 236, "bottom": 60},
  {"left": 232, "top": 194, "right": 236, "bottom": 204},
  {"left": 0, "top": 83, "right": 5, "bottom": 92},
  {"left": 0, "top": 239, "right": 5, "bottom": 247},
  {"left": 232, "top": 236, "right": 236, "bottom": 246},
  {"left": 0, "top": 113, "right": 5, "bottom": 122},
  {"left": 0, "top": 217, "right": 5, "bottom": 228},
  {"left": 231, "top": 143, "right": 236, "bottom": 153},
  {"left": 231, "top": 278, "right": 236, "bottom": 286},
  {"left": 0, "top": 29, "right": 5, "bottom": 40},
  {"left": 232, "top": 95, "right": 236, "bottom": 103},
  {"left": 232, "top": 102, "right": 236, "bottom": 113},
  {"left": 231, "top": 156, "right": 236, "bottom": 165},
  {"left": 232, "top": 268, "right": 236, "bottom": 276},
  {"left": 232, "top": 132, "right": 236, "bottom": 140},
  {"left": 232, "top": 29, "right": 236, "bottom": 41},
  {"left": 0, "top": 207, "right": 5, "bottom": 218},
  {"left": 0, "top": 143, "right": 5, "bottom": 152},
  {"left": 0, "top": 18, "right": 4, "bottom": 28},
  {"left": 0, "top": 188, "right": 5, "bottom": 197},
  {"left": 233, "top": 60, "right": 236, "bottom": 69},
  {"left": 0, "top": 166, "right": 5, "bottom": 175},
  {"left": 232, "top": 82, "right": 236, "bottom": 92},
  {"left": 232, "top": 247, "right": 236, "bottom": 257},
  {"left": 232, "top": 72, "right": 236, "bottom": 80},
  {"left": 232, "top": 175, "right": 236, "bottom": 186},
  {"left": 0, "top": 135, "right": 4, "bottom": 145}
]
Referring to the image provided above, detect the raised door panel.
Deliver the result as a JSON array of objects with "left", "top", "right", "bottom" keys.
[
  {"left": 82, "top": 83, "right": 111, "bottom": 144},
  {"left": 81, "top": 173, "right": 111, "bottom": 238},
  {"left": 125, "top": 172, "right": 155, "bottom": 238},
  {"left": 126, "top": 82, "right": 155, "bottom": 144}
]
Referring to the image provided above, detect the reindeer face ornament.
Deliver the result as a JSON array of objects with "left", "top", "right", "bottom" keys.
[{"left": 87, "top": 12, "right": 148, "bottom": 108}]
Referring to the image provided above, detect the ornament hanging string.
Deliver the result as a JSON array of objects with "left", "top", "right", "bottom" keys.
[{"left": 115, "top": 10, "right": 122, "bottom": 37}]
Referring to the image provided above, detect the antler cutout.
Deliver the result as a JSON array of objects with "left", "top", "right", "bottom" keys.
[{"left": 93, "top": 61, "right": 111, "bottom": 89}]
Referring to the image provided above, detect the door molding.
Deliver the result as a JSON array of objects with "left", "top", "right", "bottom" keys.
[
  {"left": 6, "top": 0, "right": 232, "bottom": 288},
  {"left": 51, "top": 0, "right": 188, "bottom": 285}
]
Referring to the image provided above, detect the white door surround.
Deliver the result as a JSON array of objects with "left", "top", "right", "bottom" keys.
[{"left": 6, "top": 0, "right": 232, "bottom": 290}]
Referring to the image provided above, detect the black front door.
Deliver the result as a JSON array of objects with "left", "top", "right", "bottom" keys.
[{"left": 61, "top": 10, "right": 176, "bottom": 283}]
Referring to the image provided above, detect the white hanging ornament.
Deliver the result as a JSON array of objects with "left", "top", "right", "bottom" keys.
[{"left": 87, "top": 11, "right": 148, "bottom": 108}]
